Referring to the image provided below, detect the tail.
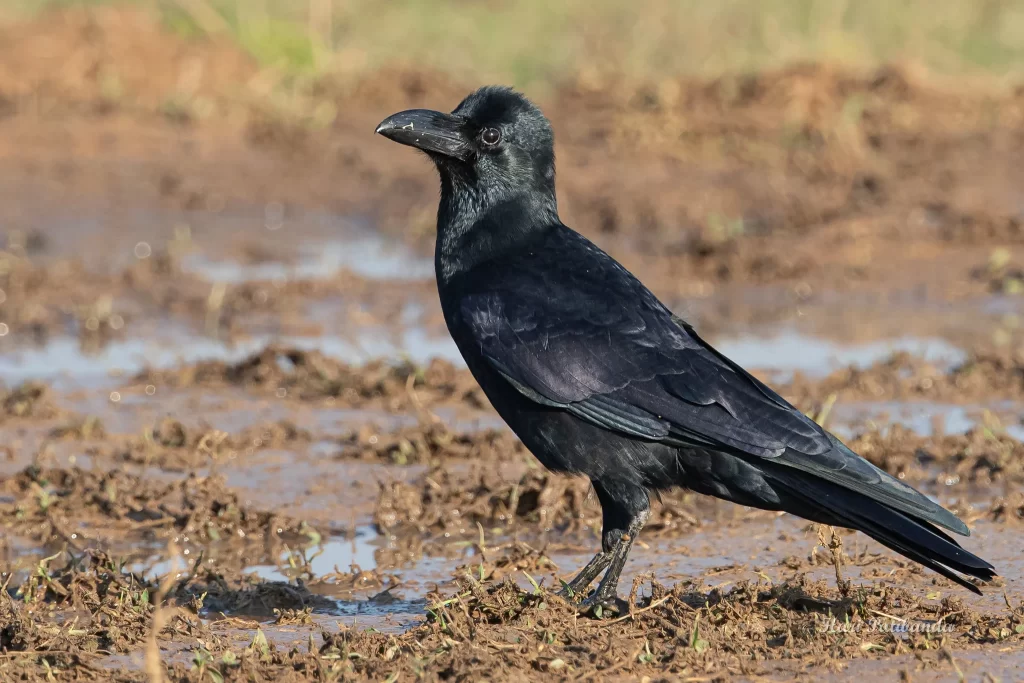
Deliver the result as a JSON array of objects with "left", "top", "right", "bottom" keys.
[{"left": 764, "top": 464, "right": 996, "bottom": 594}]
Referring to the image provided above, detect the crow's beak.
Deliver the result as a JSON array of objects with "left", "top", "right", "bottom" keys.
[{"left": 375, "top": 109, "right": 472, "bottom": 161}]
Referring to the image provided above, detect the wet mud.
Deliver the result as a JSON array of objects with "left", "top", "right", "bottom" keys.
[{"left": 1, "top": 7, "right": 1024, "bottom": 681}]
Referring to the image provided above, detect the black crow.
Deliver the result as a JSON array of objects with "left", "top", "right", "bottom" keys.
[{"left": 375, "top": 86, "right": 995, "bottom": 613}]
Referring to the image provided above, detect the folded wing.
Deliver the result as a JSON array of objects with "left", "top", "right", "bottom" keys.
[{"left": 460, "top": 237, "right": 967, "bottom": 535}]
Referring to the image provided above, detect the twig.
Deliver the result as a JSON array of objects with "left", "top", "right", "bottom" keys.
[
  {"left": 145, "top": 543, "right": 183, "bottom": 683},
  {"left": 868, "top": 608, "right": 907, "bottom": 623},
  {"left": 591, "top": 594, "right": 673, "bottom": 627},
  {"left": 406, "top": 373, "right": 441, "bottom": 425},
  {"left": 815, "top": 392, "right": 838, "bottom": 427},
  {"left": 817, "top": 524, "right": 850, "bottom": 596}
]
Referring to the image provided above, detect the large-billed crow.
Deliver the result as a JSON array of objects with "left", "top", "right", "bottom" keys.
[{"left": 376, "top": 86, "right": 995, "bottom": 613}]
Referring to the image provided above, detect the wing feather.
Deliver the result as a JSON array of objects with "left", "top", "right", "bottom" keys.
[{"left": 454, "top": 227, "right": 966, "bottom": 534}]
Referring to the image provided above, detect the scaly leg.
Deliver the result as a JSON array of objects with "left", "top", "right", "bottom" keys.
[
  {"left": 557, "top": 549, "right": 612, "bottom": 599},
  {"left": 578, "top": 506, "right": 650, "bottom": 615},
  {"left": 560, "top": 479, "right": 650, "bottom": 615}
]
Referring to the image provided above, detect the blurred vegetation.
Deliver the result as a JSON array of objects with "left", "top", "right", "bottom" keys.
[{"left": 6, "top": 0, "right": 1024, "bottom": 87}]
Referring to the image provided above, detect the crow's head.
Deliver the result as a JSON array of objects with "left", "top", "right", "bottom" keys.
[{"left": 376, "top": 86, "right": 555, "bottom": 197}]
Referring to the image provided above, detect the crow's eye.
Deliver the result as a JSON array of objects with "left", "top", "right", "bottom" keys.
[{"left": 480, "top": 128, "right": 501, "bottom": 146}]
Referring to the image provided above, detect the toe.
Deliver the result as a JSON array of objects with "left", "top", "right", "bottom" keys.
[
  {"left": 556, "top": 579, "right": 586, "bottom": 602},
  {"left": 578, "top": 593, "right": 628, "bottom": 618}
]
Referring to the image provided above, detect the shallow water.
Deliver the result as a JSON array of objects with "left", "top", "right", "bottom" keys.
[
  {"left": 182, "top": 235, "right": 433, "bottom": 284},
  {"left": 0, "top": 323, "right": 970, "bottom": 395},
  {"left": 25, "top": 204, "right": 432, "bottom": 278},
  {"left": 0, "top": 226, "right": 997, "bottom": 391},
  {"left": 0, "top": 325, "right": 462, "bottom": 388},
  {"left": 827, "top": 400, "right": 1024, "bottom": 439},
  {"left": 714, "top": 330, "right": 964, "bottom": 378}
]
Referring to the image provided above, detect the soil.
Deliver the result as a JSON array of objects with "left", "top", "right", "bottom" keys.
[{"left": 1, "top": 7, "right": 1023, "bottom": 682}]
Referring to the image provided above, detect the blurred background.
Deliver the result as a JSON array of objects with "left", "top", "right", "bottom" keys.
[
  {"left": 0, "top": 3, "right": 1023, "bottom": 679},
  {"left": 2, "top": 0, "right": 1024, "bottom": 366},
  {"left": 9, "top": 0, "right": 1024, "bottom": 84}
]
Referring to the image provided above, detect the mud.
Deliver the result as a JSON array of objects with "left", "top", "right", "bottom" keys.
[
  {"left": 783, "top": 348, "right": 1024, "bottom": 406},
  {"left": 136, "top": 347, "right": 486, "bottom": 413},
  {"left": 849, "top": 425, "right": 1024, "bottom": 488},
  {"left": 2, "top": 6, "right": 1024, "bottom": 681},
  {"left": 311, "top": 574, "right": 1024, "bottom": 682},
  {"left": 0, "top": 465, "right": 319, "bottom": 566},
  {"left": 111, "top": 418, "right": 312, "bottom": 472},
  {"left": 337, "top": 420, "right": 524, "bottom": 465},
  {"left": 0, "top": 381, "right": 60, "bottom": 420}
]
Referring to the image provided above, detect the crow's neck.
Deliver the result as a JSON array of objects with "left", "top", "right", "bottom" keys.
[{"left": 435, "top": 173, "right": 558, "bottom": 285}]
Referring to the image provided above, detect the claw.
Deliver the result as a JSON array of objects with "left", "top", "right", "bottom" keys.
[{"left": 577, "top": 591, "right": 628, "bottom": 618}]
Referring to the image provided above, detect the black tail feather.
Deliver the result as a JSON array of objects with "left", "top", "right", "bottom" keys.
[{"left": 764, "top": 466, "right": 996, "bottom": 594}]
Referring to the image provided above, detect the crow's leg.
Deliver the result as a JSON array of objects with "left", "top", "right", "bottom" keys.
[
  {"left": 565, "top": 480, "right": 650, "bottom": 615},
  {"left": 557, "top": 549, "right": 611, "bottom": 599},
  {"left": 578, "top": 510, "right": 649, "bottom": 615}
]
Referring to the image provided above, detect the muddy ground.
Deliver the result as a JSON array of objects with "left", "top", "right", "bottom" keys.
[{"left": 1, "top": 8, "right": 1024, "bottom": 682}]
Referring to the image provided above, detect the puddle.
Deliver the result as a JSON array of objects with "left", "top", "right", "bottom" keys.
[
  {"left": 182, "top": 238, "right": 433, "bottom": 284},
  {"left": 181, "top": 214, "right": 433, "bottom": 283},
  {"left": 299, "top": 328, "right": 460, "bottom": 365},
  {"left": 129, "top": 526, "right": 459, "bottom": 626},
  {"left": 714, "top": 330, "right": 964, "bottom": 378},
  {"left": 827, "top": 401, "right": 1023, "bottom": 438},
  {"left": 27, "top": 204, "right": 434, "bottom": 280},
  {"left": 0, "top": 334, "right": 267, "bottom": 388},
  {"left": 0, "top": 324, "right": 965, "bottom": 394},
  {"left": 0, "top": 326, "right": 460, "bottom": 387},
  {"left": 246, "top": 529, "right": 381, "bottom": 583}
]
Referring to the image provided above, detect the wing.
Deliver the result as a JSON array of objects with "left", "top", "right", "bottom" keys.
[
  {"left": 457, "top": 228, "right": 967, "bottom": 534},
  {"left": 460, "top": 273, "right": 829, "bottom": 459}
]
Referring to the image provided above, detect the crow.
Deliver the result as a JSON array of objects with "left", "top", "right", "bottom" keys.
[{"left": 375, "top": 86, "right": 995, "bottom": 613}]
